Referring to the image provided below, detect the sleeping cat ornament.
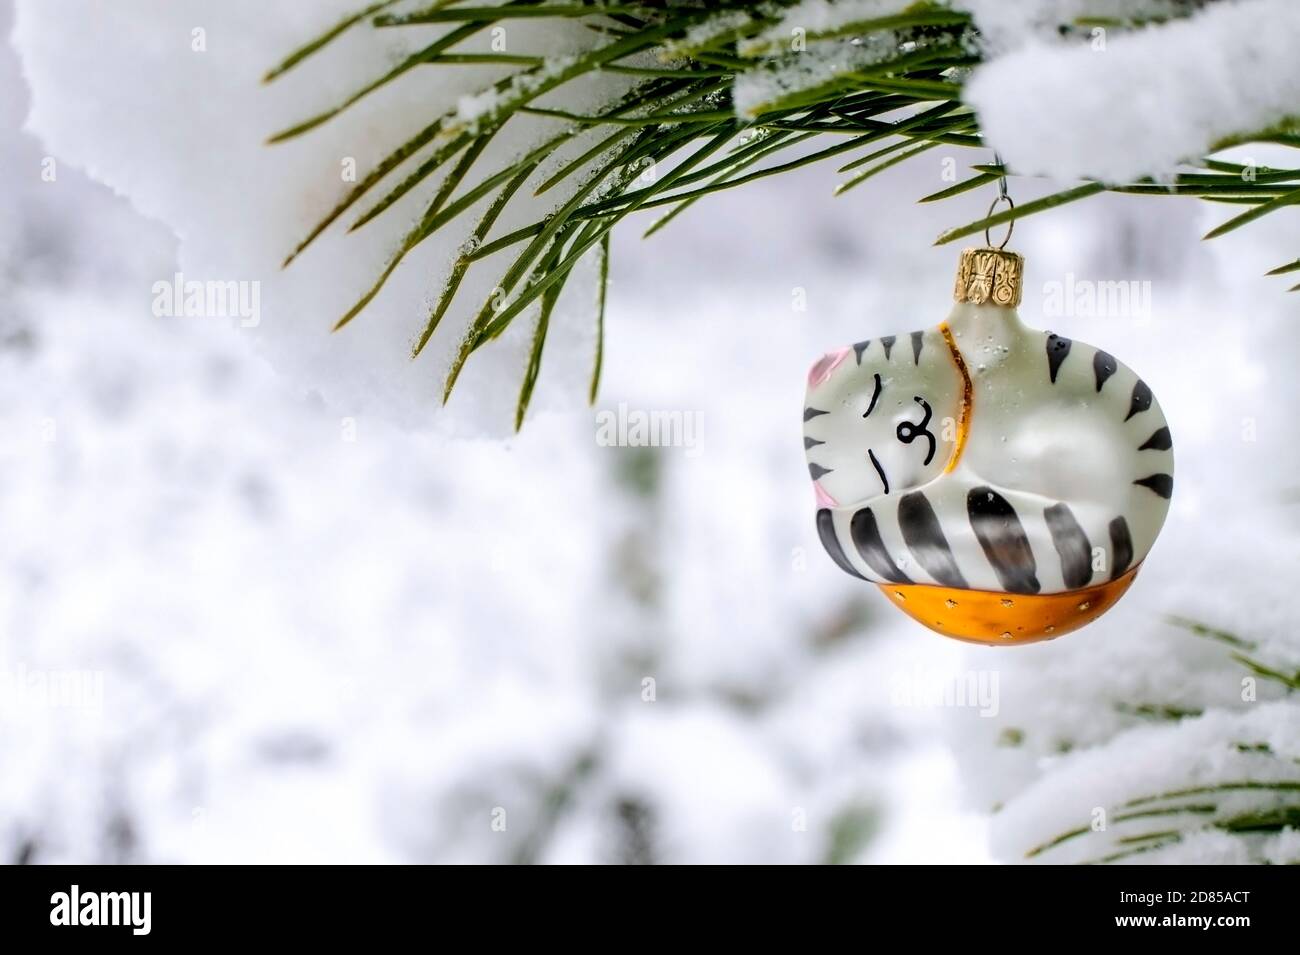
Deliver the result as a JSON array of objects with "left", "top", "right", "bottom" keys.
[{"left": 804, "top": 248, "right": 1172, "bottom": 644}]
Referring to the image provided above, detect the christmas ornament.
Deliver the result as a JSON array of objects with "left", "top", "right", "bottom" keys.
[{"left": 803, "top": 245, "right": 1173, "bottom": 644}]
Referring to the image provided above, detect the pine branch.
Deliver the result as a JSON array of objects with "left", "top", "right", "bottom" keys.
[
  {"left": 1027, "top": 618, "right": 1300, "bottom": 864},
  {"left": 266, "top": 0, "right": 1300, "bottom": 420}
]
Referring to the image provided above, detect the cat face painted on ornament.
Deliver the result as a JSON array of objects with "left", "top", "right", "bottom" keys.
[{"left": 804, "top": 248, "right": 1173, "bottom": 644}]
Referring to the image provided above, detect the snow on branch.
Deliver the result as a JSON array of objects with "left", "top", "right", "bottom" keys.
[{"left": 964, "top": 0, "right": 1300, "bottom": 181}]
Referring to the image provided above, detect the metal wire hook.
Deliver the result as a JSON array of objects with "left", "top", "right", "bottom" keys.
[
  {"left": 984, "top": 195, "right": 1015, "bottom": 250},
  {"left": 985, "top": 152, "right": 1014, "bottom": 249}
]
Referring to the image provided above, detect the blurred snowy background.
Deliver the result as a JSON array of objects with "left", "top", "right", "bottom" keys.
[{"left": 1, "top": 1, "right": 1297, "bottom": 864}]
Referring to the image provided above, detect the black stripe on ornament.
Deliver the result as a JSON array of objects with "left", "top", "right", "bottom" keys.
[
  {"left": 1108, "top": 516, "right": 1134, "bottom": 579},
  {"left": 1134, "top": 473, "right": 1173, "bottom": 499},
  {"left": 967, "top": 487, "right": 1041, "bottom": 594},
  {"left": 850, "top": 508, "right": 912, "bottom": 584},
  {"left": 1044, "top": 503, "right": 1093, "bottom": 589},
  {"left": 1138, "top": 426, "right": 1172, "bottom": 451},
  {"left": 898, "top": 492, "right": 968, "bottom": 589},
  {"left": 1126, "top": 380, "right": 1153, "bottom": 421},
  {"left": 1046, "top": 333, "right": 1072, "bottom": 384},
  {"left": 881, "top": 336, "right": 896, "bottom": 360},
  {"left": 817, "top": 509, "right": 867, "bottom": 581},
  {"left": 853, "top": 340, "right": 871, "bottom": 364},
  {"left": 911, "top": 331, "right": 924, "bottom": 365},
  {"left": 1093, "top": 350, "right": 1117, "bottom": 392}
]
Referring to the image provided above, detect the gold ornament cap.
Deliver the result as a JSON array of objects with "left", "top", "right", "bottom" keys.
[{"left": 953, "top": 246, "right": 1024, "bottom": 308}]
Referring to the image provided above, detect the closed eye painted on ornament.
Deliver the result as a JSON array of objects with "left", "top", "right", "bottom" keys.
[{"left": 804, "top": 248, "right": 1173, "bottom": 644}]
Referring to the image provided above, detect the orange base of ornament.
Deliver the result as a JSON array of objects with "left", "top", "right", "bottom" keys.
[{"left": 878, "top": 565, "right": 1142, "bottom": 645}]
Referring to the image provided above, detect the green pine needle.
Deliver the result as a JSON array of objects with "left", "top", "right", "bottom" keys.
[
  {"left": 1265, "top": 258, "right": 1300, "bottom": 275},
  {"left": 934, "top": 182, "right": 1107, "bottom": 246},
  {"left": 589, "top": 232, "right": 610, "bottom": 404}
]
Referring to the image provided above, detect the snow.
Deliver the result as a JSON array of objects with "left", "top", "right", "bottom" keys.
[
  {"left": 749, "top": 0, "right": 916, "bottom": 42},
  {"left": 962, "top": 0, "right": 1300, "bottom": 182},
  {"left": 453, "top": 53, "right": 580, "bottom": 128},
  {"left": 955, "top": 0, "right": 1191, "bottom": 52},
  {"left": 981, "top": 703, "right": 1300, "bottom": 864},
  {"left": 732, "top": 0, "right": 953, "bottom": 115},
  {"left": 668, "top": 9, "right": 762, "bottom": 58},
  {"left": 11, "top": 0, "right": 628, "bottom": 432},
  {"left": 3, "top": 0, "right": 1299, "bottom": 865},
  {"left": 734, "top": 31, "right": 904, "bottom": 118}
]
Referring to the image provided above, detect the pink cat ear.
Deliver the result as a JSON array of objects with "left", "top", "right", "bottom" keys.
[
  {"left": 807, "top": 347, "right": 850, "bottom": 388},
  {"left": 813, "top": 481, "right": 838, "bottom": 508}
]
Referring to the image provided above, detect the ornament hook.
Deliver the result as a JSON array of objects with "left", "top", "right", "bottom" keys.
[
  {"left": 984, "top": 153, "right": 1014, "bottom": 250},
  {"left": 984, "top": 195, "right": 1015, "bottom": 250}
]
